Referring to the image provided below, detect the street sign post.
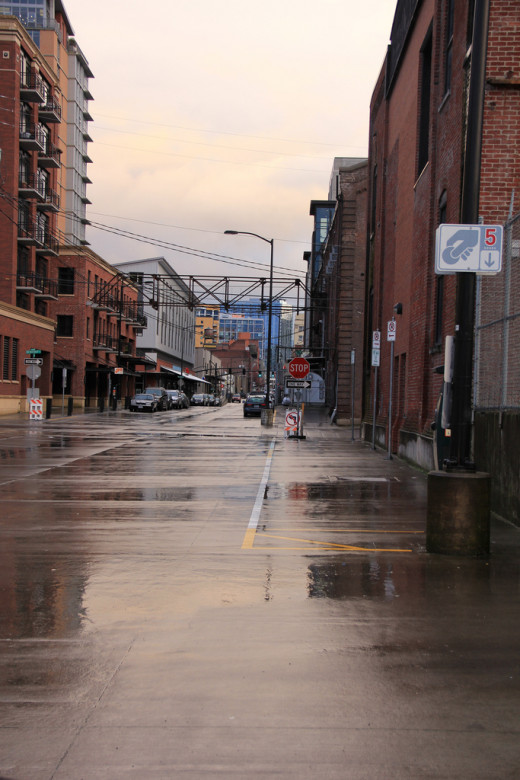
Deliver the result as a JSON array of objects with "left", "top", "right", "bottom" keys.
[
  {"left": 435, "top": 223, "right": 503, "bottom": 275},
  {"left": 288, "top": 357, "right": 310, "bottom": 378},
  {"left": 371, "top": 331, "right": 381, "bottom": 450},
  {"left": 386, "top": 319, "right": 396, "bottom": 459}
]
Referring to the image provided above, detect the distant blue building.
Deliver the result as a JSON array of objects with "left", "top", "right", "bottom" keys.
[{"left": 224, "top": 298, "right": 283, "bottom": 367}]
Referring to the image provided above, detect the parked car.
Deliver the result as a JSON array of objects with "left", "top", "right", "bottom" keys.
[
  {"left": 191, "top": 393, "right": 207, "bottom": 406},
  {"left": 207, "top": 394, "right": 216, "bottom": 406},
  {"left": 243, "top": 394, "right": 267, "bottom": 417},
  {"left": 129, "top": 393, "right": 158, "bottom": 413},
  {"left": 231, "top": 393, "right": 242, "bottom": 403},
  {"left": 213, "top": 395, "right": 221, "bottom": 406},
  {"left": 144, "top": 387, "right": 169, "bottom": 411},
  {"left": 166, "top": 389, "right": 189, "bottom": 409}
]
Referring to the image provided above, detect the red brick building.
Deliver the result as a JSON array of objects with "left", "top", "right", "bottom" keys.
[
  {"left": 364, "top": 0, "right": 520, "bottom": 471},
  {"left": 47, "top": 248, "right": 144, "bottom": 409},
  {"left": 0, "top": 6, "right": 93, "bottom": 414},
  {"left": 311, "top": 159, "right": 368, "bottom": 424},
  {"left": 212, "top": 333, "right": 260, "bottom": 396}
]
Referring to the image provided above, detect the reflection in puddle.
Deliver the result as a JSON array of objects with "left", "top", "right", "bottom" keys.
[{"left": 308, "top": 559, "right": 399, "bottom": 601}]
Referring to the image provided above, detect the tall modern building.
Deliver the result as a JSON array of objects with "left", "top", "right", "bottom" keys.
[
  {"left": 219, "top": 312, "right": 265, "bottom": 361},
  {"left": 0, "top": 1, "right": 93, "bottom": 413},
  {"left": 225, "top": 297, "right": 288, "bottom": 366}
]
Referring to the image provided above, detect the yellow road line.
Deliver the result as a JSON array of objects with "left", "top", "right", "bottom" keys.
[
  {"left": 263, "top": 528, "right": 423, "bottom": 534},
  {"left": 253, "top": 532, "right": 412, "bottom": 553}
]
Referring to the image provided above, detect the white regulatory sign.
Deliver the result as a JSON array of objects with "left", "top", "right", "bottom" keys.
[
  {"left": 372, "top": 348, "right": 380, "bottom": 367},
  {"left": 435, "top": 224, "right": 503, "bottom": 275},
  {"left": 387, "top": 320, "right": 396, "bottom": 342},
  {"left": 372, "top": 330, "right": 381, "bottom": 349}
]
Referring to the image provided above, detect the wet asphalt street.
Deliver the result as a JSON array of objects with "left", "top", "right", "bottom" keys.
[{"left": 0, "top": 402, "right": 519, "bottom": 779}]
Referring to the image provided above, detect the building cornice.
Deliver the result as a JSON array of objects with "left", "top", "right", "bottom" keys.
[{"left": 0, "top": 301, "right": 55, "bottom": 331}]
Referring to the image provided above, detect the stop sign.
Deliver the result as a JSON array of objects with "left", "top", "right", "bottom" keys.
[{"left": 288, "top": 357, "right": 310, "bottom": 378}]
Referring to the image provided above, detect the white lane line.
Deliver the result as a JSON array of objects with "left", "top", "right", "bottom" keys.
[{"left": 243, "top": 439, "right": 275, "bottom": 548}]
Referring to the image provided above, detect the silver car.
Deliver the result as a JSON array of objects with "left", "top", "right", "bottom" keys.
[{"left": 130, "top": 393, "right": 158, "bottom": 413}]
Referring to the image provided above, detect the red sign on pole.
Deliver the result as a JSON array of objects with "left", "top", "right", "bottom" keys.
[{"left": 288, "top": 357, "right": 310, "bottom": 378}]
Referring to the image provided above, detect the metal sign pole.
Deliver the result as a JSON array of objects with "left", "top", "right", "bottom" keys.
[
  {"left": 351, "top": 349, "right": 356, "bottom": 441},
  {"left": 387, "top": 339, "right": 394, "bottom": 460},
  {"left": 372, "top": 365, "right": 378, "bottom": 450}
]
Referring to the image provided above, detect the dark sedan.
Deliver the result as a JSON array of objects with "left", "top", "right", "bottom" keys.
[{"left": 243, "top": 394, "right": 267, "bottom": 417}]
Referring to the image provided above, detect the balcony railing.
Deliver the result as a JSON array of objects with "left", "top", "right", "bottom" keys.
[
  {"left": 35, "top": 230, "right": 59, "bottom": 257},
  {"left": 16, "top": 272, "right": 43, "bottom": 294},
  {"left": 20, "top": 72, "right": 45, "bottom": 103},
  {"left": 38, "top": 141, "right": 61, "bottom": 169},
  {"left": 18, "top": 220, "right": 43, "bottom": 246},
  {"left": 92, "top": 335, "right": 117, "bottom": 352},
  {"left": 19, "top": 120, "right": 45, "bottom": 151},
  {"left": 38, "top": 187, "right": 60, "bottom": 211},
  {"left": 39, "top": 97, "right": 61, "bottom": 123},
  {"left": 18, "top": 172, "right": 45, "bottom": 200},
  {"left": 34, "top": 276, "right": 58, "bottom": 300}
]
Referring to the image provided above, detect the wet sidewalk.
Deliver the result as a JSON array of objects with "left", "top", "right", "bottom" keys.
[{"left": 0, "top": 403, "right": 519, "bottom": 779}]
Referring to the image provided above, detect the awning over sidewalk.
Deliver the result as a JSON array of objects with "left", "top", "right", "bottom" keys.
[{"left": 161, "top": 366, "right": 212, "bottom": 385}]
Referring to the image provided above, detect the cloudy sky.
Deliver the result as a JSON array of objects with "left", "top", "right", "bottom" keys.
[{"left": 64, "top": 0, "right": 396, "bottom": 281}]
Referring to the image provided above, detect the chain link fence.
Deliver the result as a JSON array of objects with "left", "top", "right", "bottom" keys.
[{"left": 475, "top": 211, "right": 520, "bottom": 410}]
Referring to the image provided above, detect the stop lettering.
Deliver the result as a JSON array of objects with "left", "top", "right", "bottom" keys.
[{"left": 288, "top": 357, "right": 310, "bottom": 378}]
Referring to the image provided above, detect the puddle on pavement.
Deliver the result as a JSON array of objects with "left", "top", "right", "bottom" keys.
[
  {"left": 267, "top": 480, "right": 426, "bottom": 511},
  {"left": 307, "top": 559, "right": 401, "bottom": 601}
]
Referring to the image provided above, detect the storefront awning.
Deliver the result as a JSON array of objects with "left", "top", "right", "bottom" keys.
[{"left": 161, "top": 366, "right": 212, "bottom": 385}]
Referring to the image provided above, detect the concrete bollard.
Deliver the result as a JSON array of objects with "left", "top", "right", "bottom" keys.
[
  {"left": 261, "top": 409, "right": 274, "bottom": 426},
  {"left": 426, "top": 470, "right": 490, "bottom": 555}
]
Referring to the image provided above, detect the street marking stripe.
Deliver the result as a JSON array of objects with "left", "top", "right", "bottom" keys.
[
  {"left": 242, "top": 439, "right": 276, "bottom": 549},
  {"left": 252, "top": 546, "right": 413, "bottom": 552},
  {"left": 260, "top": 528, "right": 424, "bottom": 535},
  {"left": 256, "top": 532, "right": 412, "bottom": 552}
]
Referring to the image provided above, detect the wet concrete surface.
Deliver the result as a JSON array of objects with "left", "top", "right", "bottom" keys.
[{"left": 0, "top": 404, "right": 519, "bottom": 778}]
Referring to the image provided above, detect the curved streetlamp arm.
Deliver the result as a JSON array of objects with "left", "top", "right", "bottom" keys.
[{"left": 224, "top": 230, "right": 273, "bottom": 248}]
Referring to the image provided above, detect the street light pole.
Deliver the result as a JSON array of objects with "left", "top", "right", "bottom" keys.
[{"left": 224, "top": 230, "right": 274, "bottom": 410}]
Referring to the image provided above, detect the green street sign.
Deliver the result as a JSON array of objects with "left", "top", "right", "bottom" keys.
[{"left": 26, "top": 349, "right": 42, "bottom": 355}]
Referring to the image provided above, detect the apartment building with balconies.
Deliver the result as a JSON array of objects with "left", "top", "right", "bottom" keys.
[{"left": 0, "top": 2, "right": 93, "bottom": 413}]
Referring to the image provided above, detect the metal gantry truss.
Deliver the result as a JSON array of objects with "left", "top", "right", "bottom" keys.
[{"left": 141, "top": 274, "right": 310, "bottom": 312}]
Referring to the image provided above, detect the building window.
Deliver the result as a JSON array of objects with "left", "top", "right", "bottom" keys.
[
  {"left": 16, "top": 292, "right": 30, "bottom": 310},
  {"left": 371, "top": 164, "right": 378, "bottom": 235},
  {"left": 56, "top": 315, "right": 73, "bottom": 337},
  {"left": 34, "top": 299, "right": 47, "bottom": 317},
  {"left": 434, "top": 191, "right": 448, "bottom": 346},
  {"left": 444, "top": 0, "right": 455, "bottom": 96},
  {"left": 2, "top": 337, "right": 9, "bottom": 380},
  {"left": 11, "top": 338, "right": 18, "bottom": 380},
  {"left": 417, "top": 27, "right": 433, "bottom": 176},
  {"left": 17, "top": 246, "right": 30, "bottom": 276},
  {"left": 58, "top": 267, "right": 75, "bottom": 295}
]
